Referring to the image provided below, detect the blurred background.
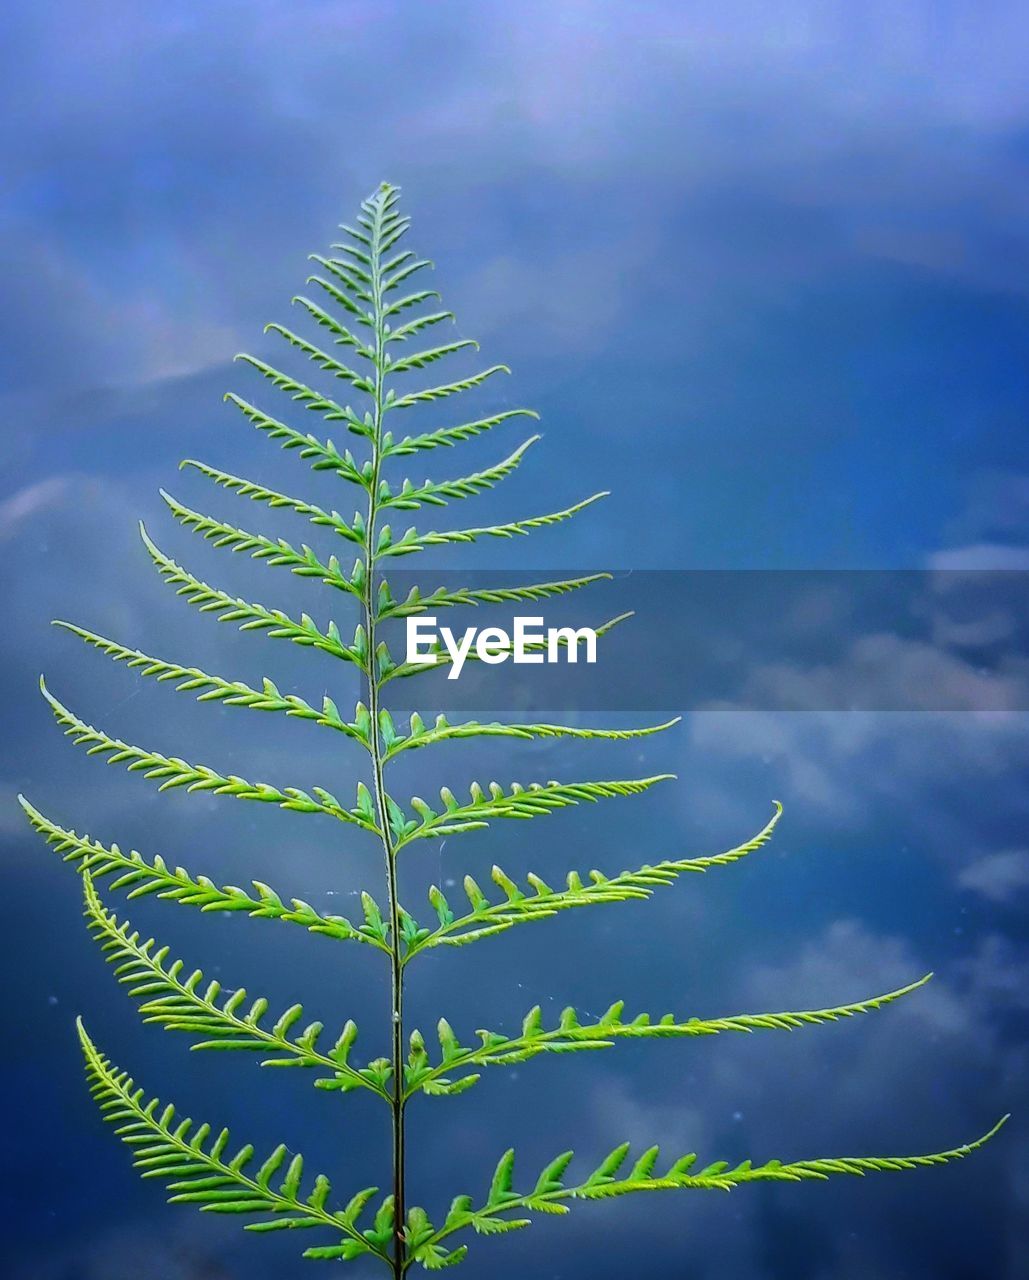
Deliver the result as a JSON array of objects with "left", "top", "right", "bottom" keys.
[{"left": 2, "top": 3, "right": 1027, "bottom": 1277}]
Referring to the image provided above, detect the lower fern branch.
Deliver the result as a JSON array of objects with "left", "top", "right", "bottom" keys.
[
  {"left": 403, "top": 1120, "right": 1010, "bottom": 1270},
  {"left": 82, "top": 872, "right": 391, "bottom": 1099},
  {"left": 78, "top": 1021, "right": 394, "bottom": 1266}
]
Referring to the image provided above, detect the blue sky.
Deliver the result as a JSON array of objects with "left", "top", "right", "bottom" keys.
[{"left": 2, "top": 3, "right": 1027, "bottom": 1278}]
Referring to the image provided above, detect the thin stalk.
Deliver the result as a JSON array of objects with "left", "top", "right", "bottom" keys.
[{"left": 362, "top": 189, "right": 407, "bottom": 1277}]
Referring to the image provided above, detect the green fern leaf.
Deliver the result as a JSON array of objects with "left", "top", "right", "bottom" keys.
[
  {"left": 383, "top": 310, "right": 454, "bottom": 345},
  {"left": 382, "top": 711, "right": 678, "bottom": 759},
  {"left": 405, "top": 804, "right": 782, "bottom": 954},
  {"left": 383, "top": 288, "right": 443, "bottom": 320},
  {"left": 265, "top": 323, "right": 377, "bottom": 393},
  {"left": 78, "top": 1021, "right": 385, "bottom": 1259},
  {"left": 393, "top": 775, "right": 673, "bottom": 847},
  {"left": 21, "top": 796, "right": 383, "bottom": 947},
  {"left": 376, "top": 571, "right": 610, "bottom": 620},
  {"left": 385, "top": 364, "right": 508, "bottom": 411},
  {"left": 236, "top": 352, "right": 367, "bottom": 430},
  {"left": 141, "top": 525, "right": 364, "bottom": 664},
  {"left": 52, "top": 622, "right": 367, "bottom": 743},
  {"left": 382, "top": 258, "right": 434, "bottom": 294},
  {"left": 288, "top": 295, "right": 377, "bottom": 360},
  {"left": 375, "top": 493, "right": 608, "bottom": 559},
  {"left": 224, "top": 392, "right": 367, "bottom": 485},
  {"left": 165, "top": 476, "right": 363, "bottom": 549},
  {"left": 404, "top": 975, "right": 933, "bottom": 1096},
  {"left": 155, "top": 488, "right": 360, "bottom": 591},
  {"left": 40, "top": 679, "right": 379, "bottom": 831},
  {"left": 82, "top": 873, "right": 386, "bottom": 1096},
  {"left": 386, "top": 338, "right": 480, "bottom": 375},
  {"left": 382, "top": 408, "right": 539, "bottom": 458},
  {"left": 421, "top": 1120, "right": 1009, "bottom": 1253},
  {"left": 380, "top": 436, "right": 539, "bottom": 511},
  {"left": 30, "top": 182, "right": 1000, "bottom": 1278},
  {"left": 308, "top": 254, "right": 375, "bottom": 306}
]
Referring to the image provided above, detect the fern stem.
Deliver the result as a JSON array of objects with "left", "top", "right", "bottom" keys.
[{"left": 363, "top": 185, "right": 407, "bottom": 1278}]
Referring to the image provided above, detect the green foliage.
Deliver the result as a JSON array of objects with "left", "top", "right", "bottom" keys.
[
  {"left": 78, "top": 1020, "right": 392, "bottom": 1263},
  {"left": 402, "top": 975, "right": 935, "bottom": 1098},
  {"left": 82, "top": 872, "right": 390, "bottom": 1096},
  {"left": 24, "top": 183, "right": 1005, "bottom": 1275}
]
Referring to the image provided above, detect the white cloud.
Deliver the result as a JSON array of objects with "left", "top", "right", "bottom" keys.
[
  {"left": 0, "top": 477, "right": 72, "bottom": 541},
  {"left": 571, "top": 916, "right": 1015, "bottom": 1280},
  {"left": 959, "top": 849, "right": 1029, "bottom": 903},
  {"left": 681, "top": 534, "right": 1029, "bottom": 862},
  {"left": 930, "top": 544, "right": 1029, "bottom": 571}
]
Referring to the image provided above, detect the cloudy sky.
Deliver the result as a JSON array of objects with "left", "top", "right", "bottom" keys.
[{"left": 2, "top": 3, "right": 1027, "bottom": 1278}]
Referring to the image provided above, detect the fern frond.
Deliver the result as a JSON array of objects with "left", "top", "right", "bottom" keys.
[
  {"left": 380, "top": 437, "right": 539, "bottom": 511},
  {"left": 40, "top": 679, "right": 380, "bottom": 832},
  {"left": 141, "top": 526, "right": 364, "bottom": 666},
  {"left": 330, "top": 236, "right": 385, "bottom": 269},
  {"left": 382, "top": 258, "right": 434, "bottom": 295},
  {"left": 38, "top": 182, "right": 996, "bottom": 1275},
  {"left": 337, "top": 218, "right": 372, "bottom": 247},
  {"left": 382, "top": 289, "right": 442, "bottom": 320},
  {"left": 386, "top": 338, "right": 479, "bottom": 375},
  {"left": 391, "top": 775, "right": 673, "bottom": 848},
  {"left": 19, "top": 798, "right": 384, "bottom": 949},
  {"left": 376, "top": 572, "right": 610, "bottom": 620},
  {"left": 288, "top": 295, "right": 376, "bottom": 359},
  {"left": 406, "top": 805, "right": 782, "bottom": 955},
  {"left": 83, "top": 873, "right": 389, "bottom": 1097},
  {"left": 235, "top": 353, "right": 367, "bottom": 431},
  {"left": 375, "top": 243, "right": 417, "bottom": 272},
  {"left": 52, "top": 621, "right": 368, "bottom": 745},
  {"left": 166, "top": 475, "right": 363, "bottom": 548},
  {"left": 304, "top": 269, "right": 372, "bottom": 323},
  {"left": 375, "top": 493, "right": 607, "bottom": 558},
  {"left": 384, "top": 311, "right": 455, "bottom": 345},
  {"left": 382, "top": 711, "right": 678, "bottom": 760},
  {"left": 156, "top": 489, "right": 359, "bottom": 593},
  {"left": 321, "top": 242, "right": 378, "bottom": 278},
  {"left": 404, "top": 976, "right": 933, "bottom": 1097},
  {"left": 308, "top": 253, "right": 376, "bottom": 304},
  {"left": 381, "top": 408, "right": 539, "bottom": 458},
  {"left": 419, "top": 1120, "right": 1010, "bottom": 1257},
  {"left": 223, "top": 393, "right": 366, "bottom": 485},
  {"left": 78, "top": 1021, "right": 387, "bottom": 1262},
  {"left": 265, "top": 324, "right": 377, "bottom": 393},
  {"left": 387, "top": 366, "right": 510, "bottom": 411}
]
